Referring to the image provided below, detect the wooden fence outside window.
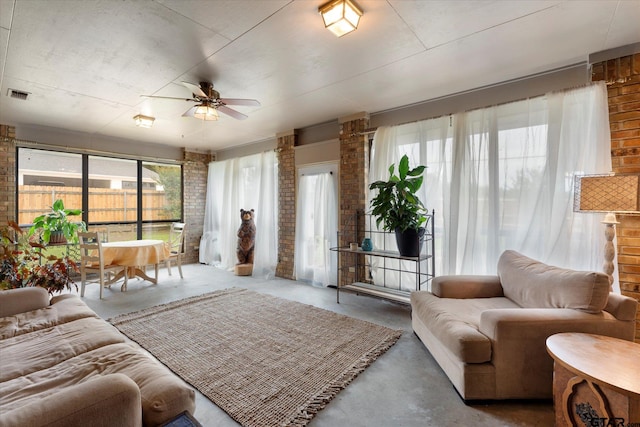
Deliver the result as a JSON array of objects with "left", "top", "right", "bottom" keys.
[{"left": 18, "top": 186, "right": 174, "bottom": 225}]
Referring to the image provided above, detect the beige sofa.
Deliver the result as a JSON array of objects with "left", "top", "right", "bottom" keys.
[
  {"left": 0, "top": 287, "right": 196, "bottom": 427},
  {"left": 411, "top": 250, "right": 638, "bottom": 401}
]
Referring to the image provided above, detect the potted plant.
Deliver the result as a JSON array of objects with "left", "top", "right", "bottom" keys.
[
  {"left": 28, "top": 199, "right": 85, "bottom": 245},
  {"left": 369, "top": 155, "right": 428, "bottom": 257},
  {"left": 1, "top": 221, "right": 78, "bottom": 294}
]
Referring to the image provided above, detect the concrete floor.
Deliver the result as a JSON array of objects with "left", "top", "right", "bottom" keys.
[{"left": 82, "top": 263, "right": 554, "bottom": 427}]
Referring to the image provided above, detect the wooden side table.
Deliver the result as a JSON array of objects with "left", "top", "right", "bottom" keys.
[{"left": 546, "top": 333, "right": 640, "bottom": 427}]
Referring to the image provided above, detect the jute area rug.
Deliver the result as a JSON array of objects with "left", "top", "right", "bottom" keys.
[{"left": 109, "top": 288, "right": 402, "bottom": 427}]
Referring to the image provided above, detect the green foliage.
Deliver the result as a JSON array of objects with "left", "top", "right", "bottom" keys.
[
  {"left": 144, "top": 164, "right": 182, "bottom": 220},
  {"left": 1, "top": 221, "right": 78, "bottom": 294},
  {"left": 369, "top": 155, "right": 428, "bottom": 232},
  {"left": 28, "top": 199, "right": 85, "bottom": 244}
]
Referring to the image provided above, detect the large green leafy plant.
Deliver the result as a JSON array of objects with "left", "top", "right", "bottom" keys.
[
  {"left": 369, "top": 155, "right": 427, "bottom": 233},
  {"left": 1, "top": 221, "right": 78, "bottom": 294},
  {"left": 29, "top": 199, "right": 85, "bottom": 244}
]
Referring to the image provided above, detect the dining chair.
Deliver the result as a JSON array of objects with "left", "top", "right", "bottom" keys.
[
  {"left": 166, "top": 222, "right": 186, "bottom": 278},
  {"left": 91, "top": 226, "right": 110, "bottom": 243},
  {"left": 78, "top": 231, "right": 126, "bottom": 299}
]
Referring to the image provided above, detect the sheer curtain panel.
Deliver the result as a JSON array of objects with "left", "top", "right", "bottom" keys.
[
  {"left": 294, "top": 171, "right": 338, "bottom": 287},
  {"left": 200, "top": 151, "right": 278, "bottom": 278},
  {"left": 369, "top": 82, "right": 612, "bottom": 286}
]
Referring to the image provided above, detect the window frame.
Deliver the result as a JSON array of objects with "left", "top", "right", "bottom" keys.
[{"left": 16, "top": 146, "right": 183, "bottom": 240}]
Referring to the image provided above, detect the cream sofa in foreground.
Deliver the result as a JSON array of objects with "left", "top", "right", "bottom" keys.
[
  {"left": 411, "top": 250, "right": 638, "bottom": 401},
  {"left": 0, "top": 287, "right": 195, "bottom": 427}
]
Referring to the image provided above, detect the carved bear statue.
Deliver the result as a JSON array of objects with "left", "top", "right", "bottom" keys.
[{"left": 236, "top": 209, "right": 256, "bottom": 265}]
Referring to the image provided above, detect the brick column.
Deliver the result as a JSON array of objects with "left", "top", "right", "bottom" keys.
[
  {"left": 592, "top": 53, "right": 640, "bottom": 342},
  {"left": 275, "top": 130, "right": 297, "bottom": 279},
  {"left": 182, "top": 150, "right": 214, "bottom": 265},
  {"left": 338, "top": 113, "right": 370, "bottom": 286},
  {"left": 0, "top": 125, "right": 17, "bottom": 225}
]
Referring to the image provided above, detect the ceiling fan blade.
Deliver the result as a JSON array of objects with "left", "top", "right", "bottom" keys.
[
  {"left": 182, "top": 81, "right": 207, "bottom": 98},
  {"left": 182, "top": 106, "right": 197, "bottom": 117},
  {"left": 141, "top": 95, "right": 198, "bottom": 102},
  {"left": 219, "top": 98, "right": 261, "bottom": 107},
  {"left": 218, "top": 106, "right": 248, "bottom": 120}
]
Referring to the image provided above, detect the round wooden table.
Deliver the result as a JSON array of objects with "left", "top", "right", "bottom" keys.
[{"left": 546, "top": 333, "right": 640, "bottom": 427}]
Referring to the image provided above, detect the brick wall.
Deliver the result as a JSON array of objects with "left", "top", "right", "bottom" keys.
[
  {"left": 182, "top": 150, "right": 213, "bottom": 264},
  {"left": 338, "top": 115, "right": 370, "bottom": 286},
  {"left": 275, "top": 131, "right": 296, "bottom": 279},
  {"left": 592, "top": 53, "right": 640, "bottom": 342},
  {"left": 0, "top": 126, "right": 17, "bottom": 225}
]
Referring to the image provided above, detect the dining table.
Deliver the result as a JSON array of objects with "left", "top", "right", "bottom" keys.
[{"left": 101, "top": 239, "right": 169, "bottom": 290}]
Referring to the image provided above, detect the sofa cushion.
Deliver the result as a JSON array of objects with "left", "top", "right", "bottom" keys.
[
  {"left": 0, "top": 296, "right": 98, "bottom": 340},
  {"left": 497, "top": 250, "right": 610, "bottom": 314},
  {"left": 0, "top": 342, "right": 195, "bottom": 427},
  {"left": 0, "top": 317, "right": 126, "bottom": 382},
  {"left": 0, "top": 287, "right": 50, "bottom": 318},
  {"left": 411, "top": 291, "right": 519, "bottom": 363}
]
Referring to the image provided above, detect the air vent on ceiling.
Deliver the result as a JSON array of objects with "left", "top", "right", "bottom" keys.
[{"left": 7, "top": 89, "right": 30, "bottom": 100}]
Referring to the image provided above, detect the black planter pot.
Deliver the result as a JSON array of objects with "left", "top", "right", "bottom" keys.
[{"left": 394, "top": 227, "right": 425, "bottom": 257}]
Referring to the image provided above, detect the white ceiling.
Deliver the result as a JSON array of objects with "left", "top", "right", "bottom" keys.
[{"left": 0, "top": 0, "right": 639, "bottom": 152}]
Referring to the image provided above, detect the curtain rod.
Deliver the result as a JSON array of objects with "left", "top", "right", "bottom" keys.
[
  {"left": 362, "top": 80, "right": 600, "bottom": 136},
  {"left": 301, "top": 171, "right": 333, "bottom": 176}
]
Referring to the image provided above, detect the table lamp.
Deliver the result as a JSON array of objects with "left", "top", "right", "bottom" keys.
[{"left": 574, "top": 173, "right": 640, "bottom": 289}]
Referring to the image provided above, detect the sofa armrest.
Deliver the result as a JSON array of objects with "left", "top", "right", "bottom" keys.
[
  {"left": 0, "top": 287, "right": 50, "bottom": 318},
  {"left": 478, "top": 308, "right": 632, "bottom": 341},
  {"left": 604, "top": 292, "right": 638, "bottom": 321},
  {"left": 478, "top": 308, "right": 635, "bottom": 398},
  {"left": 0, "top": 374, "right": 142, "bottom": 427},
  {"left": 431, "top": 275, "right": 503, "bottom": 299}
]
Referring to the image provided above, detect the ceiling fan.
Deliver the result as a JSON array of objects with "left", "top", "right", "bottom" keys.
[{"left": 142, "top": 81, "right": 260, "bottom": 121}]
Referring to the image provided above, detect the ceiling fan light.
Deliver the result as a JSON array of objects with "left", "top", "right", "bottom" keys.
[
  {"left": 194, "top": 104, "right": 218, "bottom": 121},
  {"left": 319, "top": 0, "right": 362, "bottom": 37},
  {"left": 133, "top": 114, "right": 155, "bottom": 128}
]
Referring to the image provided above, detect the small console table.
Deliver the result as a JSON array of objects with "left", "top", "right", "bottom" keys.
[{"left": 546, "top": 333, "right": 640, "bottom": 427}]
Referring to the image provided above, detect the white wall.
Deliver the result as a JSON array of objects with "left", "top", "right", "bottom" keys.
[
  {"left": 294, "top": 139, "right": 339, "bottom": 167},
  {"left": 16, "top": 124, "right": 183, "bottom": 160}
]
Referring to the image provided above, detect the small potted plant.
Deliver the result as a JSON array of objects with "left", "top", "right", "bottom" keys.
[
  {"left": 28, "top": 199, "right": 85, "bottom": 245},
  {"left": 369, "top": 155, "right": 428, "bottom": 257},
  {"left": 1, "top": 221, "right": 78, "bottom": 294}
]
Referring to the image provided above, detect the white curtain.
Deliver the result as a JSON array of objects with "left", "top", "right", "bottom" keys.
[
  {"left": 368, "top": 118, "right": 452, "bottom": 291},
  {"left": 199, "top": 151, "right": 278, "bottom": 278},
  {"left": 369, "top": 82, "right": 613, "bottom": 289},
  {"left": 294, "top": 172, "right": 338, "bottom": 287}
]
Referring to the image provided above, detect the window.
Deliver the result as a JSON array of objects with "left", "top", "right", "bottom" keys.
[
  {"left": 17, "top": 148, "right": 83, "bottom": 225},
  {"left": 142, "top": 161, "right": 182, "bottom": 241},
  {"left": 17, "top": 147, "right": 182, "bottom": 242},
  {"left": 142, "top": 162, "right": 182, "bottom": 221},
  {"left": 369, "top": 83, "right": 611, "bottom": 278}
]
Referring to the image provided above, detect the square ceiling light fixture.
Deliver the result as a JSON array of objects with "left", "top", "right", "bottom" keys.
[
  {"left": 133, "top": 114, "right": 155, "bottom": 128},
  {"left": 319, "top": 0, "right": 363, "bottom": 37},
  {"left": 194, "top": 104, "right": 219, "bottom": 121}
]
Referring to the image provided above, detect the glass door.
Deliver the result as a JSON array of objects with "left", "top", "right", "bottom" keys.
[{"left": 294, "top": 164, "right": 338, "bottom": 287}]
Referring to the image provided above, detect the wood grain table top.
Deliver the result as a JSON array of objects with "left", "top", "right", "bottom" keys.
[{"left": 546, "top": 332, "right": 640, "bottom": 397}]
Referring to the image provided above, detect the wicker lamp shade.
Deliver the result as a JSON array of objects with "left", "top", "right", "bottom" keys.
[{"left": 574, "top": 174, "right": 640, "bottom": 214}]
